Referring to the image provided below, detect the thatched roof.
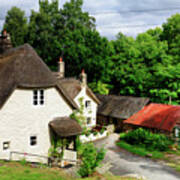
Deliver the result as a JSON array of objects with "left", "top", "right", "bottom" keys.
[
  {"left": 97, "top": 94, "right": 150, "bottom": 119},
  {"left": 53, "top": 75, "right": 100, "bottom": 105},
  {"left": 49, "top": 117, "right": 82, "bottom": 137},
  {"left": 0, "top": 44, "right": 78, "bottom": 109}
]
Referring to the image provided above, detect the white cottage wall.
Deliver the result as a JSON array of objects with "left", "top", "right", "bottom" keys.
[
  {"left": 74, "top": 87, "right": 97, "bottom": 128},
  {"left": 0, "top": 88, "right": 73, "bottom": 163}
]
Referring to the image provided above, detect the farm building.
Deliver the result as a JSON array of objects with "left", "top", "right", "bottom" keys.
[
  {"left": 124, "top": 103, "right": 180, "bottom": 137},
  {"left": 96, "top": 94, "right": 150, "bottom": 131}
]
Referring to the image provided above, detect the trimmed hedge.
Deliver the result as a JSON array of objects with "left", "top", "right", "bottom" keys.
[{"left": 121, "top": 128, "right": 173, "bottom": 151}]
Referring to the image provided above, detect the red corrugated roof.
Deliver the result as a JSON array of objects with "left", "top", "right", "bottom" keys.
[{"left": 124, "top": 103, "right": 180, "bottom": 132}]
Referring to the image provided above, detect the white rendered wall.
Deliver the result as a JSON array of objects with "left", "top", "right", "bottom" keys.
[
  {"left": 0, "top": 88, "right": 73, "bottom": 163},
  {"left": 74, "top": 87, "right": 98, "bottom": 128}
]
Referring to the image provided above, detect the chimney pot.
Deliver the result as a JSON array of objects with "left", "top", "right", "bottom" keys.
[
  {"left": 80, "top": 69, "right": 87, "bottom": 87},
  {"left": 59, "top": 57, "right": 63, "bottom": 62},
  {"left": 58, "top": 57, "right": 65, "bottom": 78},
  {"left": 3, "top": 30, "right": 7, "bottom": 37}
]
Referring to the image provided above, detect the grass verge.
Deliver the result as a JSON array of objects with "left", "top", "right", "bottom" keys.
[
  {"left": 117, "top": 141, "right": 164, "bottom": 159},
  {"left": 117, "top": 141, "right": 180, "bottom": 173}
]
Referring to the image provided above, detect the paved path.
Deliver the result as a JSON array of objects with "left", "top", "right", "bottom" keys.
[{"left": 94, "top": 134, "right": 180, "bottom": 180}]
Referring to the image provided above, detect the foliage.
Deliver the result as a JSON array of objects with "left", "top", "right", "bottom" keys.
[
  {"left": 19, "top": 158, "right": 28, "bottom": 166},
  {"left": 49, "top": 133, "right": 71, "bottom": 159},
  {"left": 3, "top": 7, "right": 28, "bottom": 47},
  {"left": 3, "top": 0, "right": 180, "bottom": 104},
  {"left": 78, "top": 143, "right": 106, "bottom": 177},
  {"left": 70, "top": 97, "right": 86, "bottom": 130},
  {"left": 100, "top": 127, "right": 106, "bottom": 134},
  {"left": 75, "top": 135, "right": 83, "bottom": 152},
  {"left": 93, "top": 130, "right": 98, "bottom": 136},
  {"left": 88, "top": 81, "right": 111, "bottom": 95},
  {"left": 110, "top": 31, "right": 180, "bottom": 104},
  {"left": 120, "top": 128, "right": 173, "bottom": 151},
  {"left": 83, "top": 125, "right": 107, "bottom": 136}
]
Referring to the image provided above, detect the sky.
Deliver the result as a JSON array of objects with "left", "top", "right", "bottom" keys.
[{"left": 0, "top": 0, "right": 180, "bottom": 39}]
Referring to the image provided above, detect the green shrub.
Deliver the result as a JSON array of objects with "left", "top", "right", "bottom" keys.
[
  {"left": 78, "top": 143, "right": 106, "bottom": 177},
  {"left": 121, "top": 128, "right": 173, "bottom": 151}
]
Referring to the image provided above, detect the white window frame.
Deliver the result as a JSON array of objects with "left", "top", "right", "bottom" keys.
[{"left": 33, "top": 89, "right": 44, "bottom": 106}]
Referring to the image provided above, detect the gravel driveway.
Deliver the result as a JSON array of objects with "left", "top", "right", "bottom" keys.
[{"left": 94, "top": 134, "right": 180, "bottom": 180}]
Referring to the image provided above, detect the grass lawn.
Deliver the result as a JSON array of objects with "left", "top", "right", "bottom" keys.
[
  {"left": 0, "top": 161, "right": 140, "bottom": 180},
  {"left": 0, "top": 161, "right": 69, "bottom": 180}
]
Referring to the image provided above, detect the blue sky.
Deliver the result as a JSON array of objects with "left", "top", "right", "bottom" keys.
[{"left": 0, "top": 0, "right": 180, "bottom": 39}]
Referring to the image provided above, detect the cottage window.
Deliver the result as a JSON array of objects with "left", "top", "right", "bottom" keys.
[
  {"left": 33, "top": 90, "right": 44, "bottom": 106},
  {"left": 30, "top": 136, "right": 37, "bottom": 146},
  {"left": 40, "top": 90, "right": 44, "bottom": 105},
  {"left": 3, "top": 141, "right": 10, "bottom": 150},
  {"left": 85, "top": 100, "right": 91, "bottom": 109},
  {"left": 87, "top": 117, "right": 92, "bottom": 125}
]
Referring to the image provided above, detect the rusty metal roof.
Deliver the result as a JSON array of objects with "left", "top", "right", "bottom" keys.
[{"left": 124, "top": 103, "right": 180, "bottom": 132}]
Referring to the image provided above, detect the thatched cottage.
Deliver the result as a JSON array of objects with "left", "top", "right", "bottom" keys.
[
  {"left": 96, "top": 94, "right": 150, "bottom": 131},
  {"left": 0, "top": 31, "right": 99, "bottom": 163}
]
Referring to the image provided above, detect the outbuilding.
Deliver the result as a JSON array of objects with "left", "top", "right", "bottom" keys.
[{"left": 124, "top": 103, "right": 180, "bottom": 137}]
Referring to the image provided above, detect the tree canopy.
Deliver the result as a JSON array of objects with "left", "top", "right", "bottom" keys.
[
  {"left": 3, "top": 0, "right": 180, "bottom": 104},
  {"left": 3, "top": 6, "right": 28, "bottom": 47}
]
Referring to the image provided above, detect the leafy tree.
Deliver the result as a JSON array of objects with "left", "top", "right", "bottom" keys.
[
  {"left": 111, "top": 31, "right": 180, "bottom": 104},
  {"left": 3, "top": 7, "right": 28, "bottom": 47},
  {"left": 162, "top": 13, "right": 180, "bottom": 64},
  {"left": 3, "top": 1, "right": 180, "bottom": 104},
  {"left": 26, "top": 0, "right": 60, "bottom": 68},
  {"left": 88, "top": 81, "right": 111, "bottom": 95}
]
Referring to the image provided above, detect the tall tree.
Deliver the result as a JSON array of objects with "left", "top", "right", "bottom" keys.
[
  {"left": 3, "top": 7, "right": 28, "bottom": 47},
  {"left": 26, "top": 0, "right": 60, "bottom": 68},
  {"left": 26, "top": 0, "right": 112, "bottom": 82}
]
